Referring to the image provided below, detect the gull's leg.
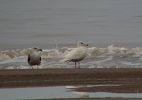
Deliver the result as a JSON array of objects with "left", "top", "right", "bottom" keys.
[
  {"left": 78, "top": 62, "right": 80, "bottom": 68},
  {"left": 75, "top": 62, "right": 76, "bottom": 68}
]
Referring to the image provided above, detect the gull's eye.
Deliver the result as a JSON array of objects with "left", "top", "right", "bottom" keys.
[
  {"left": 33, "top": 47, "right": 38, "bottom": 49},
  {"left": 80, "top": 42, "right": 84, "bottom": 44}
]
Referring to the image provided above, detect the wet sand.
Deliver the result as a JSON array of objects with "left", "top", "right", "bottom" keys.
[
  {"left": 1, "top": 68, "right": 142, "bottom": 100},
  {"left": 46, "top": 98, "right": 142, "bottom": 100},
  {"left": 27, "top": 97, "right": 142, "bottom": 100},
  {"left": 0, "top": 68, "right": 142, "bottom": 88}
]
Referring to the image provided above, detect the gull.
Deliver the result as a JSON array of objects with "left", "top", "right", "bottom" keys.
[
  {"left": 63, "top": 41, "right": 88, "bottom": 68},
  {"left": 27, "top": 47, "right": 42, "bottom": 68}
]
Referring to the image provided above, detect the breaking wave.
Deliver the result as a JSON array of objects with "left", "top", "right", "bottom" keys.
[{"left": 0, "top": 45, "right": 142, "bottom": 69}]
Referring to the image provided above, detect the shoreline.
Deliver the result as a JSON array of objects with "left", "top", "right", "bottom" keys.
[{"left": 0, "top": 68, "right": 142, "bottom": 88}]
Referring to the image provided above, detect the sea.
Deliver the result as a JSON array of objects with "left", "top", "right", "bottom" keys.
[{"left": 0, "top": 0, "right": 142, "bottom": 99}]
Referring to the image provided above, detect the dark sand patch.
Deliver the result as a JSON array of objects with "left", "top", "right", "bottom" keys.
[
  {"left": 26, "top": 98, "right": 142, "bottom": 100},
  {"left": 0, "top": 68, "right": 142, "bottom": 88}
]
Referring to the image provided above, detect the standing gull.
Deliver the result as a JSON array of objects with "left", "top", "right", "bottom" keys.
[
  {"left": 63, "top": 41, "right": 88, "bottom": 68},
  {"left": 27, "top": 47, "right": 42, "bottom": 68}
]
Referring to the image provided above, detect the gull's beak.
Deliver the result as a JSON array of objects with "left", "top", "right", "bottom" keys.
[
  {"left": 86, "top": 44, "right": 89, "bottom": 47},
  {"left": 39, "top": 49, "right": 42, "bottom": 51}
]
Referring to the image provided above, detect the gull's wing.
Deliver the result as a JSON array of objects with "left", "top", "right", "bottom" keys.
[
  {"left": 64, "top": 47, "right": 87, "bottom": 61},
  {"left": 28, "top": 55, "right": 30, "bottom": 62}
]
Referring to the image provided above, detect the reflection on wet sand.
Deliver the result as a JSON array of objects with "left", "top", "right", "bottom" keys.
[
  {"left": 47, "top": 98, "right": 142, "bottom": 100},
  {"left": 1, "top": 68, "right": 142, "bottom": 100},
  {"left": 72, "top": 84, "right": 142, "bottom": 93}
]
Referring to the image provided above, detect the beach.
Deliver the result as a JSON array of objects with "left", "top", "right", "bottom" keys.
[
  {"left": 1, "top": 0, "right": 142, "bottom": 99},
  {"left": 0, "top": 68, "right": 142, "bottom": 88},
  {"left": 1, "top": 68, "right": 142, "bottom": 99}
]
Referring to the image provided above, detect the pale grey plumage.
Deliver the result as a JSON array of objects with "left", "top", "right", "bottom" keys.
[
  {"left": 63, "top": 41, "right": 88, "bottom": 68},
  {"left": 27, "top": 47, "right": 42, "bottom": 68}
]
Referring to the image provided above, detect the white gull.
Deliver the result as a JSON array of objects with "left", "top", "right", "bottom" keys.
[{"left": 62, "top": 41, "right": 88, "bottom": 68}]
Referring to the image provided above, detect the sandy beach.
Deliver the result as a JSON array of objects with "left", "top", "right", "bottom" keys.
[
  {"left": 47, "top": 98, "right": 142, "bottom": 100},
  {"left": 0, "top": 68, "right": 142, "bottom": 88},
  {"left": 1, "top": 68, "right": 142, "bottom": 100}
]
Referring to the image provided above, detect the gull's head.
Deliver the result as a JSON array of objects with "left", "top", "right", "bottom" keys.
[
  {"left": 27, "top": 47, "right": 42, "bottom": 55},
  {"left": 31, "top": 47, "right": 43, "bottom": 56},
  {"left": 78, "top": 41, "right": 89, "bottom": 47},
  {"left": 29, "top": 47, "right": 42, "bottom": 54},
  {"left": 33, "top": 47, "right": 42, "bottom": 52}
]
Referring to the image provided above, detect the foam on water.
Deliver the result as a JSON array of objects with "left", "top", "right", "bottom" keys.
[{"left": 0, "top": 45, "right": 142, "bottom": 69}]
